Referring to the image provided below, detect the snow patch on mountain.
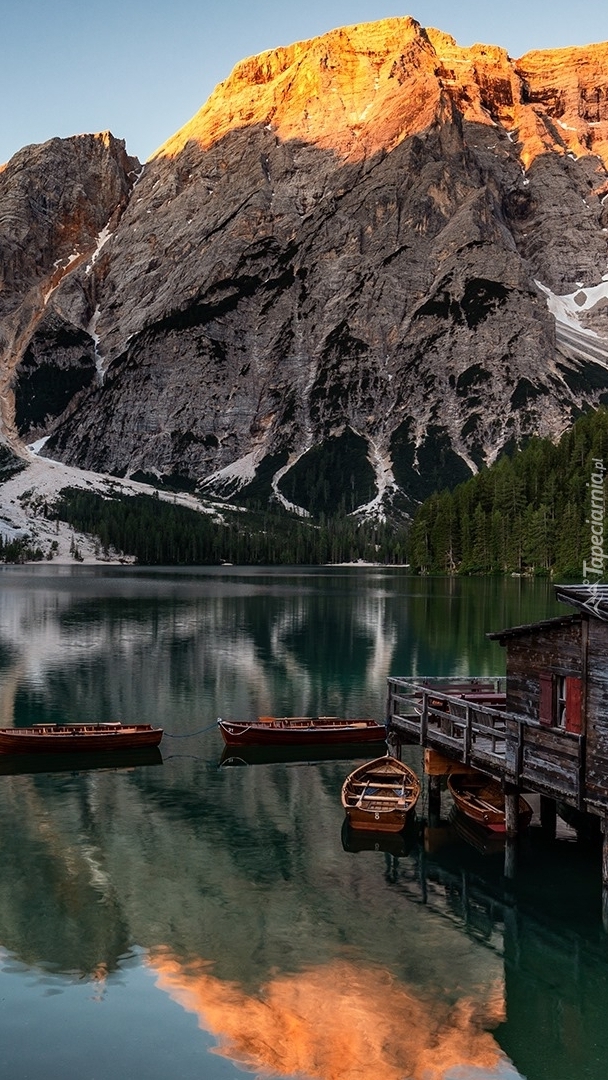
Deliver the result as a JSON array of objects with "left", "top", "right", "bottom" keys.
[
  {"left": 536, "top": 278, "right": 608, "bottom": 333},
  {"left": 271, "top": 450, "right": 312, "bottom": 518},
  {"left": 85, "top": 223, "right": 113, "bottom": 276},
  {"left": 201, "top": 451, "right": 259, "bottom": 495},
  {"left": 536, "top": 279, "right": 608, "bottom": 369},
  {"left": 87, "top": 305, "right": 105, "bottom": 382},
  {"left": 0, "top": 451, "right": 225, "bottom": 563},
  {"left": 354, "top": 439, "right": 397, "bottom": 521}
]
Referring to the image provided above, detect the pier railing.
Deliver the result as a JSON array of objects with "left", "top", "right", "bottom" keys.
[{"left": 386, "top": 676, "right": 585, "bottom": 804}]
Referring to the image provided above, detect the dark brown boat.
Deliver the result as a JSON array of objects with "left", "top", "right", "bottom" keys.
[
  {"left": 341, "top": 755, "right": 421, "bottom": 832},
  {"left": 0, "top": 722, "right": 163, "bottom": 755},
  {"left": 217, "top": 715, "right": 386, "bottom": 747},
  {"left": 447, "top": 772, "right": 533, "bottom": 834}
]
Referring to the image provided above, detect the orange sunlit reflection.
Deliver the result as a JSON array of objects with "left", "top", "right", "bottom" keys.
[{"left": 149, "top": 948, "right": 508, "bottom": 1080}]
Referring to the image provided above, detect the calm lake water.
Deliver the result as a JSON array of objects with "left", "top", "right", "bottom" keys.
[{"left": 0, "top": 566, "right": 604, "bottom": 1080}]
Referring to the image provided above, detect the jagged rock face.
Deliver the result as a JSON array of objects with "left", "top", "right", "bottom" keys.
[
  {"left": 3, "top": 18, "right": 608, "bottom": 516},
  {"left": 0, "top": 133, "right": 139, "bottom": 441}
]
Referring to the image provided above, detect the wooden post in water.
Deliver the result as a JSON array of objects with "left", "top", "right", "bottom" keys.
[
  {"left": 386, "top": 730, "right": 401, "bottom": 761},
  {"left": 540, "top": 795, "right": 557, "bottom": 839},
  {"left": 504, "top": 838, "right": 517, "bottom": 879},
  {"left": 420, "top": 691, "right": 428, "bottom": 746},
  {"left": 503, "top": 775, "right": 519, "bottom": 885},
  {"left": 504, "top": 783, "right": 519, "bottom": 840},
  {"left": 428, "top": 774, "right": 441, "bottom": 827}
]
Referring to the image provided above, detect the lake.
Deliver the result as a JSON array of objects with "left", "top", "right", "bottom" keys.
[{"left": 0, "top": 566, "right": 604, "bottom": 1080}]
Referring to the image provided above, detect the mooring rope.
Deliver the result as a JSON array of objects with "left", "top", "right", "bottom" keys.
[
  {"left": 162, "top": 753, "right": 207, "bottom": 763},
  {"left": 162, "top": 720, "right": 219, "bottom": 738}
]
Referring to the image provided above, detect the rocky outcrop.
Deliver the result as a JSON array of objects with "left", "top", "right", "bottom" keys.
[
  {"left": 0, "top": 132, "right": 139, "bottom": 442},
  {"left": 2, "top": 19, "right": 608, "bottom": 517}
]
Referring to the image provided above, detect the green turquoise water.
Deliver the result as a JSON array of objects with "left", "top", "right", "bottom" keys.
[{"left": 0, "top": 566, "right": 603, "bottom": 1080}]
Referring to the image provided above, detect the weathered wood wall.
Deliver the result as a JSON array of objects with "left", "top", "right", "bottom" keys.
[
  {"left": 503, "top": 617, "right": 582, "bottom": 719},
  {"left": 584, "top": 620, "right": 608, "bottom": 806}
]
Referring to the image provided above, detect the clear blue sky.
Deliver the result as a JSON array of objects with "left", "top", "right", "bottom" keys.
[{"left": 2, "top": 0, "right": 608, "bottom": 166}]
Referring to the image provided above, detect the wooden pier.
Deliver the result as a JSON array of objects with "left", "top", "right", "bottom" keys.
[
  {"left": 386, "top": 675, "right": 585, "bottom": 810},
  {"left": 386, "top": 585, "right": 608, "bottom": 917}
]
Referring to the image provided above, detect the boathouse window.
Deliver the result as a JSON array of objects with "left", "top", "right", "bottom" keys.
[
  {"left": 557, "top": 677, "right": 567, "bottom": 728},
  {"left": 539, "top": 672, "right": 582, "bottom": 734}
]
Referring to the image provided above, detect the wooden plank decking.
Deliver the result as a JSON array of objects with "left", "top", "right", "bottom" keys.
[{"left": 386, "top": 676, "right": 586, "bottom": 808}]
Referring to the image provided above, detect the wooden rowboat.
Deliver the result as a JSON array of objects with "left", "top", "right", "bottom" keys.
[
  {"left": 341, "top": 755, "right": 421, "bottom": 833},
  {"left": 0, "top": 722, "right": 163, "bottom": 755},
  {"left": 447, "top": 772, "right": 533, "bottom": 834},
  {"left": 217, "top": 716, "right": 386, "bottom": 747}
]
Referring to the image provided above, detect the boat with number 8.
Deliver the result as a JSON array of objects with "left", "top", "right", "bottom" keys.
[
  {"left": 341, "top": 755, "right": 421, "bottom": 832},
  {"left": 217, "top": 715, "right": 386, "bottom": 747},
  {"left": 0, "top": 722, "right": 164, "bottom": 755}
]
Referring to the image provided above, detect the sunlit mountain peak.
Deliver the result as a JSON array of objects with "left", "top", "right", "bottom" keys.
[{"left": 152, "top": 17, "right": 608, "bottom": 170}]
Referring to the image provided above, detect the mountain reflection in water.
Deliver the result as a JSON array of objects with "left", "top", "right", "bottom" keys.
[
  {"left": 0, "top": 569, "right": 604, "bottom": 1080},
  {"left": 150, "top": 949, "right": 508, "bottom": 1080}
]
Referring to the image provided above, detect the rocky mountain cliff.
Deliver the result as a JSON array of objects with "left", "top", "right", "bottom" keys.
[{"left": 2, "top": 17, "right": 608, "bottom": 519}]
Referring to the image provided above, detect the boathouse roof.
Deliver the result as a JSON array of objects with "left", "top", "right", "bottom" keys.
[
  {"left": 554, "top": 584, "right": 608, "bottom": 621},
  {"left": 487, "top": 613, "right": 580, "bottom": 642},
  {"left": 488, "top": 584, "right": 608, "bottom": 642}
]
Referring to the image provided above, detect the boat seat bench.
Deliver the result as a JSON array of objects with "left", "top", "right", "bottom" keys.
[
  {"left": 351, "top": 779, "right": 406, "bottom": 788},
  {"left": 358, "top": 794, "right": 405, "bottom": 802}
]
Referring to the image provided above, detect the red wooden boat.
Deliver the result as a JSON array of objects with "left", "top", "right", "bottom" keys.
[
  {"left": 448, "top": 772, "right": 533, "bottom": 834},
  {"left": 217, "top": 715, "right": 386, "bottom": 747},
  {"left": 341, "top": 755, "right": 421, "bottom": 832},
  {"left": 0, "top": 722, "right": 163, "bottom": 755}
]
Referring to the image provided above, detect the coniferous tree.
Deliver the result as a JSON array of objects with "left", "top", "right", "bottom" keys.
[{"left": 409, "top": 406, "right": 608, "bottom": 579}]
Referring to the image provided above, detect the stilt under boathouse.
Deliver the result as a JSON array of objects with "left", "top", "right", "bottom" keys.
[{"left": 385, "top": 584, "right": 608, "bottom": 911}]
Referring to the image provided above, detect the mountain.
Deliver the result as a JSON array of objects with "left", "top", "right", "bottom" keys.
[{"left": 2, "top": 17, "right": 608, "bottom": 522}]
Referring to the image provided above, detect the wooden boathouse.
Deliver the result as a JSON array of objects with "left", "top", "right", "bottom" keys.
[{"left": 385, "top": 585, "right": 608, "bottom": 893}]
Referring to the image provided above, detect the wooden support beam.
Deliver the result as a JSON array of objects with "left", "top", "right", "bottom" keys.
[
  {"left": 516, "top": 721, "right": 524, "bottom": 781},
  {"left": 424, "top": 749, "right": 479, "bottom": 777},
  {"left": 428, "top": 775, "right": 441, "bottom": 827},
  {"left": 420, "top": 692, "right": 428, "bottom": 746},
  {"left": 504, "top": 838, "right": 517, "bottom": 880},
  {"left": 386, "top": 731, "right": 401, "bottom": 760},
  {"left": 504, "top": 784, "right": 519, "bottom": 840},
  {"left": 463, "top": 704, "right": 471, "bottom": 763},
  {"left": 424, "top": 748, "right": 451, "bottom": 775}
]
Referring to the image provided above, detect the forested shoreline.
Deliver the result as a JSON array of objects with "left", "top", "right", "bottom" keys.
[
  {"left": 3, "top": 408, "right": 608, "bottom": 571},
  {"left": 408, "top": 407, "right": 608, "bottom": 578},
  {"left": 49, "top": 489, "right": 408, "bottom": 566}
]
